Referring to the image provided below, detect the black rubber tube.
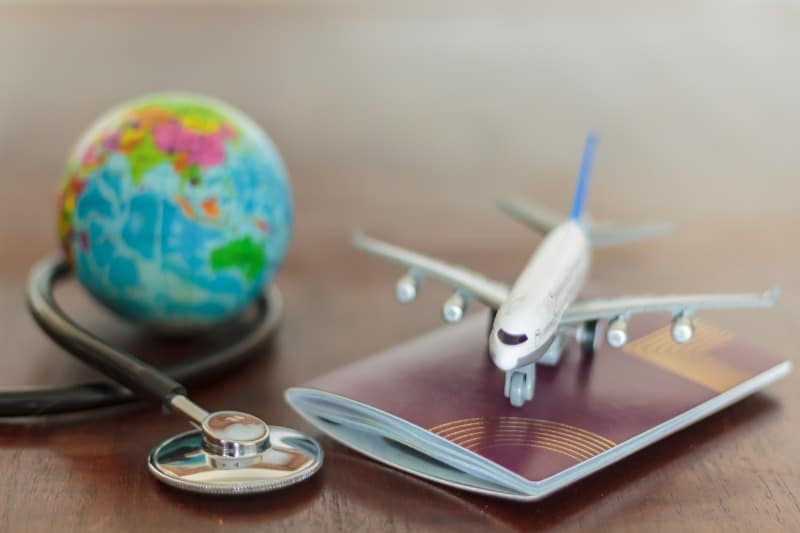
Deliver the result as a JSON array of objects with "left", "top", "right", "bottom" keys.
[{"left": 0, "top": 257, "right": 282, "bottom": 417}]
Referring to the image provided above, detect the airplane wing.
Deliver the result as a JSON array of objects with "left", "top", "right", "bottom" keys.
[
  {"left": 352, "top": 232, "right": 510, "bottom": 309},
  {"left": 497, "top": 196, "right": 672, "bottom": 246},
  {"left": 561, "top": 289, "right": 779, "bottom": 324}
]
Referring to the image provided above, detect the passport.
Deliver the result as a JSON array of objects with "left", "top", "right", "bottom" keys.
[{"left": 286, "top": 313, "right": 791, "bottom": 501}]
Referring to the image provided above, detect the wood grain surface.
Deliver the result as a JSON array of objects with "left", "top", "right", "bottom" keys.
[{"left": 0, "top": 3, "right": 798, "bottom": 532}]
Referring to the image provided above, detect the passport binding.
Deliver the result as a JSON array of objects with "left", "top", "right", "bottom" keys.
[{"left": 285, "top": 314, "right": 791, "bottom": 501}]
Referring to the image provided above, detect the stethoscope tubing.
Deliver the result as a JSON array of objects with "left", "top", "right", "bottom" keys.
[{"left": 0, "top": 257, "right": 282, "bottom": 418}]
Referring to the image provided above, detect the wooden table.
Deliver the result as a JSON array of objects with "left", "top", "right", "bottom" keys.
[{"left": 1, "top": 3, "right": 798, "bottom": 531}]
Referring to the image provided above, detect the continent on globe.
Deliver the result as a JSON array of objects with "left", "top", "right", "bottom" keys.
[{"left": 57, "top": 93, "right": 293, "bottom": 329}]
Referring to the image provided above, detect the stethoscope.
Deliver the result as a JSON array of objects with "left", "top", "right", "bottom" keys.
[{"left": 3, "top": 256, "right": 323, "bottom": 495}]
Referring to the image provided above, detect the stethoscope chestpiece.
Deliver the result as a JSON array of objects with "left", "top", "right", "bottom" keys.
[
  {"left": 147, "top": 413, "right": 324, "bottom": 495},
  {"left": 26, "top": 257, "right": 324, "bottom": 495},
  {"left": 201, "top": 411, "right": 272, "bottom": 458}
]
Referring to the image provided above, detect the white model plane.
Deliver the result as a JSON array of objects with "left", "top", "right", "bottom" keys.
[{"left": 353, "top": 134, "right": 778, "bottom": 407}]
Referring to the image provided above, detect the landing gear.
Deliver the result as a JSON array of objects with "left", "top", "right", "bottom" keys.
[
  {"left": 505, "top": 363, "right": 535, "bottom": 407},
  {"left": 498, "top": 320, "right": 600, "bottom": 407},
  {"left": 577, "top": 319, "right": 601, "bottom": 357}
]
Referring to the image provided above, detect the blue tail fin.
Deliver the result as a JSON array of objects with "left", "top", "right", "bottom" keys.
[{"left": 569, "top": 132, "right": 598, "bottom": 221}]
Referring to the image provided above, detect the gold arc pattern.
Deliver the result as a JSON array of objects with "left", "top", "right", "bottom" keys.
[
  {"left": 430, "top": 417, "right": 616, "bottom": 446},
  {"left": 622, "top": 320, "right": 747, "bottom": 393},
  {"left": 429, "top": 417, "right": 616, "bottom": 463},
  {"left": 435, "top": 419, "right": 614, "bottom": 448},
  {"left": 446, "top": 429, "right": 607, "bottom": 456}
]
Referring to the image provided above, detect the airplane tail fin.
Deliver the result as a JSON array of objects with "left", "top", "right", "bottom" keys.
[
  {"left": 569, "top": 132, "right": 598, "bottom": 221},
  {"left": 500, "top": 132, "right": 672, "bottom": 246}
]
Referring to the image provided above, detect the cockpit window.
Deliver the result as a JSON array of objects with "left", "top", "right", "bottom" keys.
[{"left": 497, "top": 329, "right": 528, "bottom": 346}]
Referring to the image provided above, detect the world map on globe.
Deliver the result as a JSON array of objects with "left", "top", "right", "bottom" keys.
[{"left": 58, "top": 93, "right": 293, "bottom": 329}]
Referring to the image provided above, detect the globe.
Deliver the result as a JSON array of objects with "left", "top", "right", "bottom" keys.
[{"left": 57, "top": 93, "right": 293, "bottom": 329}]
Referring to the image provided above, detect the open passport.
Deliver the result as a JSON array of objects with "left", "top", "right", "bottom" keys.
[{"left": 286, "top": 313, "right": 791, "bottom": 501}]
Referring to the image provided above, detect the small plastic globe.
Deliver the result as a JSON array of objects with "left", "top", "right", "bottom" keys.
[{"left": 57, "top": 93, "right": 293, "bottom": 329}]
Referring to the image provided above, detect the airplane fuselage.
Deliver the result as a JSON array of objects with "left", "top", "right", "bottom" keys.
[{"left": 488, "top": 220, "right": 591, "bottom": 371}]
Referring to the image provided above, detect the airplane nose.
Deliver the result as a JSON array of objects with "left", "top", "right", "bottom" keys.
[
  {"left": 489, "top": 330, "right": 521, "bottom": 370},
  {"left": 490, "top": 346, "right": 519, "bottom": 371}
]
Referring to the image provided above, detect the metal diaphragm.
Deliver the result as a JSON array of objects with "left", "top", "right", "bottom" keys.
[{"left": 147, "top": 425, "right": 323, "bottom": 495}]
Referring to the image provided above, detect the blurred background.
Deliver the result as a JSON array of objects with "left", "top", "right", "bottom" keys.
[
  {"left": 1, "top": 2, "right": 798, "bottom": 351},
  {"left": 0, "top": 3, "right": 798, "bottom": 531}
]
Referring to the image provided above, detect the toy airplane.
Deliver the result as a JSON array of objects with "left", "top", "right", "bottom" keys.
[{"left": 353, "top": 133, "right": 778, "bottom": 407}]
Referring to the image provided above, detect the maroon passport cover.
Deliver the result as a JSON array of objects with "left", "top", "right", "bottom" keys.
[{"left": 286, "top": 313, "right": 791, "bottom": 500}]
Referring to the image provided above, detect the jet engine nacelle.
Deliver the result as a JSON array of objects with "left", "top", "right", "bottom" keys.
[
  {"left": 671, "top": 313, "right": 694, "bottom": 344},
  {"left": 442, "top": 292, "right": 468, "bottom": 323},
  {"left": 395, "top": 273, "right": 419, "bottom": 303},
  {"left": 606, "top": 316, "right": 629, "bottom": 348}
]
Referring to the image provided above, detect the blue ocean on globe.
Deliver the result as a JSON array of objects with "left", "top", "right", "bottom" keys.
[{"left": 57, "top": 94, "right": 293, "bottom": 329}]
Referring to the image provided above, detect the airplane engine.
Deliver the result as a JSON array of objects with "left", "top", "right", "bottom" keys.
[
  {"left": 442, "top": 292, "right": 468, "bottom": 323},
  {"left": 671, "top": 313, "right": 694, "bottom": 344},
  {"left": 606, "top": 316, "right": 628, "bottom": 348},
  {"left": 395, "top": 273, "right": 419, "bottom": 303}
]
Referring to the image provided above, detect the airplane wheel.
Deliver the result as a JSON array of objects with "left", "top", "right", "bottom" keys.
[
  {"left": 579, "top": 320, "right": 600, "bottom": 357},
  {"left": 509, "top": 373, "right": 526, "bottom": 407}
]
